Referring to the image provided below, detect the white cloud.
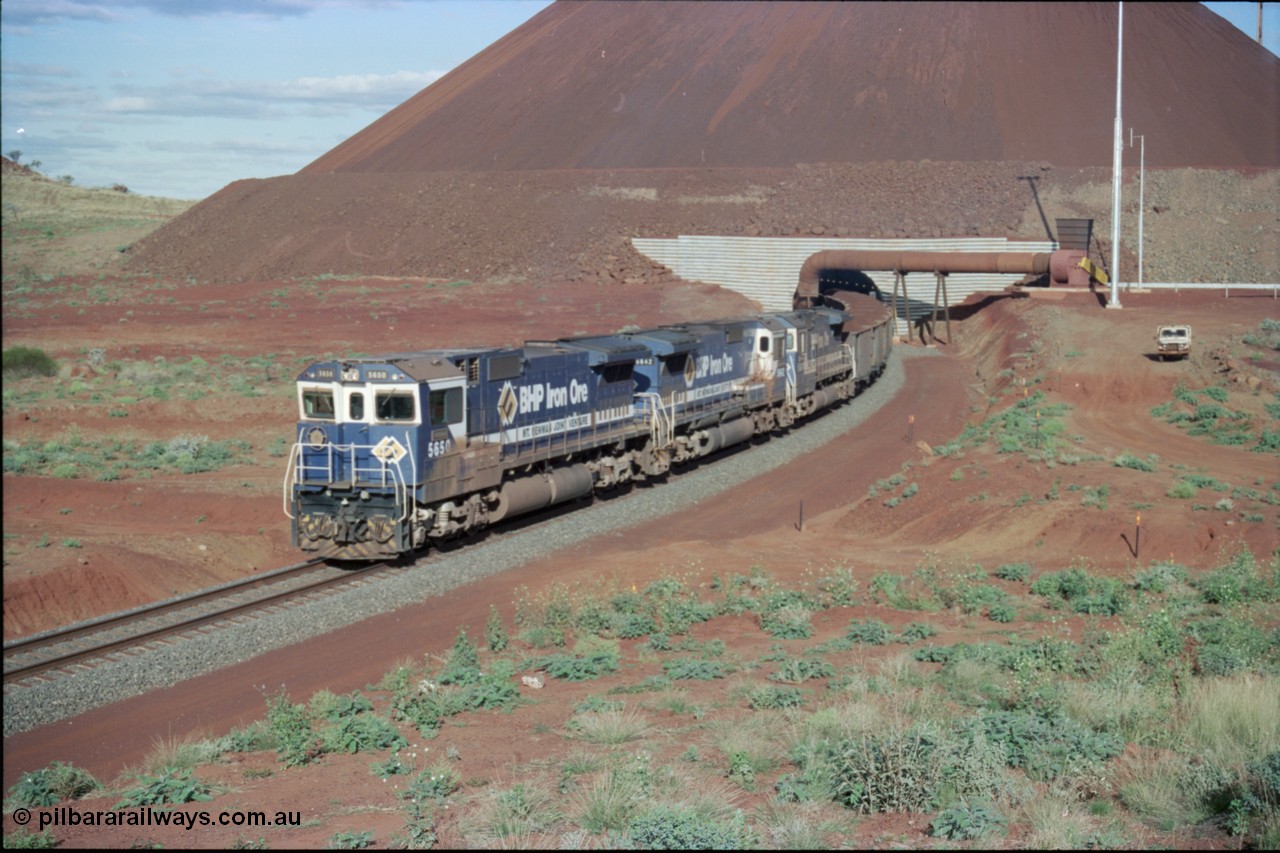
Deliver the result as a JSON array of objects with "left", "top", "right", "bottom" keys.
[
  {"left": 94, "top": 70, "right": 444, "bottom": 119},
  {"left": 1, "top": 0, "right": 123, "bottom": 27},
  {"left": 102, "top": 96, "right": 154, "bottom": 113},
  {"left": 270, "top": 70, "right": 444, "bottom": 101},
  {"left": 2, "top": 0, "right": 415, "bottom": 27},
  {"left": 1, "top": 60, "right": 82, "bottom": 78}
]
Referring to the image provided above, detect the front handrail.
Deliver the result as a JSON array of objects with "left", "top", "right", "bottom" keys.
[
  {"left": 636, "top": 392, "right": 673, "bottom": 448},
  {"left": 285, "top": 437, "right": 412, "bottom": 524}
]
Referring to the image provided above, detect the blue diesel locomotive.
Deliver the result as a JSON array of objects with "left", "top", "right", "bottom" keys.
[{"left": 285, "top": 293, "right": 891, "bottom": 560}]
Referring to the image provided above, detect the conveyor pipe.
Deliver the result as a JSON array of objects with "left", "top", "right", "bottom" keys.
[{"left": 795, "top": 249, "right": 1057, "bottom": 302}]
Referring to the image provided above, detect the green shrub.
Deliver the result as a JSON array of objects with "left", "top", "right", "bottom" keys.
[
  {"left": 1195, "top": 548, "right": 1274, "bottom": 606},
  {"left": 813, "top": 564, "right": 861, "bottom": 606},
  {"left": 403, "top": 763, "right": 460, "bottom": 804},
  {"left": 846, "top": 618, "right": 895, "bottom": 645},
  {"left": 986, "top": 603, "right": 1017, "bottom": 623},
  {"left": 313, "top": 690, "right": 373, "bottom": 721},
  {"left": 1203, "top": 386, "right": 1230, "bottom": 403},
  {"left": 663, "top": 658, "right": 729, "bottom": 680},
  {"left": 930, "top": 801, "right": 1007, "bottom": 840},
  {"left": 774, "top": 765, "right": 836, "bottom": 805},
  {"left": 326, "top": 830, "right": 374, "bottom": 850},
  {"left": 993, "top": 562, "right": 1032, "bottom": 582},
  {"left": 574, "top": 694, "right": 624, "bottom": 715},
  {"left": 527, "top": 644, "right": 620, "bottom": 681},
  {"left": 1031, "top": 567, "right": 1127, "bottom": 615},
  {"left": 971, "top": 710, "right": 1124, "bottom": 781},
  {"left": 2, "top": 829, "right": 58, "bottom": 849},
  {"left": 950, "top": 583, "right": 1009, "bottom": 616},
  {"left": 6, "top": 762, "right": 99, "bottom": 806},
  {"left": 1188, "top": 616, "right": 1273, "bottom": 676},
  {"left": 485, "top": 605, "right": 508, "bottom": 652},
  {"left": 828, "top": 727, "right": 942, "bottom": 813},
  {"left": 369, "top": 751, "right": 413, "bottom": 778},
  {"left": 1133, "top": 562, "right": 1189, "bottom": 593},
  {"left": 115, "top": 769, "right": 213, "bottom": 807},
  {"left": 612, "top": 610, "right": 657, "bottom": 639},
  {"left": 447, "top": 668, "right": 521, "bottom": 713},
  {"left": 2, "top": 346, "right": 58, "bottom": 379},
  {"left": 1246, "top": 750, "right": 1280, "bottom": 804},
  {"left": 266, "top": 692, "right": 326, "bottom": 767},
  {"left": 900, "top": 621, "right": 940, "bottom": 642},
  {"left": 321, "top": 713, "right": 406, "bottom": 754},
  {"left": 438, "top": 629, "right": 482, "bottom": 686},
  {"left": 869, "top": 570, "right": 941, "bottom": 611},
  {"left": 627, "top": 805, "right": 755, "bottom": 849},
  {"left": 645, "top": 632, "right": 672, "bottom": 651},
  {"left": 225, "top": 720, "right": 276, "bottom": 753},
  {"left": 747, "top": 685, "right": 805, "bottom": 709},
  {"left": 759, "top": 603, "right": 814, "bottom": 639},
  {"left": 1114, "top": 452, "right": 1158, "bottom": 472},
  {"left": 769, "top": 657, "right": 835, "bottom": 684}
]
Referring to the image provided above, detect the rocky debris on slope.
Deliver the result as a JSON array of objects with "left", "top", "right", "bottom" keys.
[{"left": 124, "top": 161, "right": 1278, "bottom": 288}]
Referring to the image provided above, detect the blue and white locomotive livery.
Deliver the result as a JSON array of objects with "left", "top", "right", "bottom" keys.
[{"left": 284, "top": 293, "right": 891, "bottom": 560}]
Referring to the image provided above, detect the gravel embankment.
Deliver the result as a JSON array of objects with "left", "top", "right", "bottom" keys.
[{"left": 2, "top": 346, "right": 933, "bottom": 736}]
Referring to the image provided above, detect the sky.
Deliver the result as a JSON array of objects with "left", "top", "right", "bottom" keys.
[{"left": 1, "top": 1, "right": 1274, "bottom": 200}]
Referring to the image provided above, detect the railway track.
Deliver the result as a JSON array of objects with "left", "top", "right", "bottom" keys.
[{"left": 3, "top": 557, "right": 399, "bottom": 686}]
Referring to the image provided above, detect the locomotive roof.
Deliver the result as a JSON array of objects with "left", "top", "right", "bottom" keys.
[
  {"left": 558, "top": 334, "right": 653, "bottom": 366},
  {"left": 381, "top": 354, "right": 467, "bottom": 381},
  {"left": 621, "top": 327, "right": 699, "bottom": 355}
]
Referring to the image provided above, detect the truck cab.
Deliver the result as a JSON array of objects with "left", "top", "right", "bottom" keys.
[{"left": 1156, "top": 325, "right": 1192, "bottom": 361}]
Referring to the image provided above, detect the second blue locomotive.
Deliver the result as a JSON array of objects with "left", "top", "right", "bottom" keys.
[{"left": 285, "top": 294, "right": 891, "bottom": 560}]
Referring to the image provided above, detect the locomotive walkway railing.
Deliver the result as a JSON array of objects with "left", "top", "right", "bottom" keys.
[
  {"left": 283, "top": 438, "right": 413, "bottom": 524},
  {"left": 636, "top": 392, "right": 674, "bottom": 449}
]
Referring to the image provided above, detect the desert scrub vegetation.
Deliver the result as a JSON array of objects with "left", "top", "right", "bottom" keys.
[
  {"left": 2, "top": 345, "right": 57, "bottom": 379},
  {"left": 2, "top": 429, "right": 251, "bottom": 480},
  {"left": 954, "top": 389, "right": 1072, "bottom": 458},
  {"left": 0, "top": 352, "right": 304, "bottom": 416},
  {"left": 1241, "top": 317, "right": 1280, "bottom": 350},
  {"left": 5, "top": 761, "right": 100, "bottom": 807},
  {"left": 1150, "top": 381, "right": 1277, "bottom": 453},
  {"left": 10, "top": 550, "right": 1279, "bottom": 848}
]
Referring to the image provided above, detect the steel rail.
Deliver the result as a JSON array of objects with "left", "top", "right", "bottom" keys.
[{"left": 3, "top": 558, "right": 391, "bottom": 684}]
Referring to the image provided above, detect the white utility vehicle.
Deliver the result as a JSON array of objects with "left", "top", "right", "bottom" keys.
[{"left": 1156, "top": 324, "right": 1192, "bottom": 360}]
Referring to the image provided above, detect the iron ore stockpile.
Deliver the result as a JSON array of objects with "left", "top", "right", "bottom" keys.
[{"left": 125, "top": 1, "right": 1279, "bottom": 288}]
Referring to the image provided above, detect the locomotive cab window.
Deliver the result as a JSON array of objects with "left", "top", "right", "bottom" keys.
[
  {"left": 348, "top": 392, "right": 365, "bottom": 421},
  {"left": 663, "top": 353, "right": 688, "bottom": 377},
  {"left": 302, "top": 389, "right": 335, "bottom": 420},
  {"left": 428, "top": 387, "right": 463, "bottom": 426},
  {"left": 759, "top": 336, "right": 770, "bottom": 353},
  {"left": 375, "top": 390, "right": 417, "bottom": 423}
]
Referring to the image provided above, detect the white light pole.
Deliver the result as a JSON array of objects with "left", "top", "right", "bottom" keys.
[
  {"left": 1130, "top": 128, "right": 1145, "bottom": 288},
  {"left": 1108, "top": 2, "right": 1124, "bottom": 308}
]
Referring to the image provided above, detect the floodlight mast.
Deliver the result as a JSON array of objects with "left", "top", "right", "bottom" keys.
[
  {"left": 1130, "top": 128, "right": 1145, "bottom": 288},
  {"left": 1108, "top": 1, "right": 1124, "bottom": 308}
]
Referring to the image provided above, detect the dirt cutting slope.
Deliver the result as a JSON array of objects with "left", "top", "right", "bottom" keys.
[{"left": 305, "top": 1, "right": 1279, "bottom": 174}]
